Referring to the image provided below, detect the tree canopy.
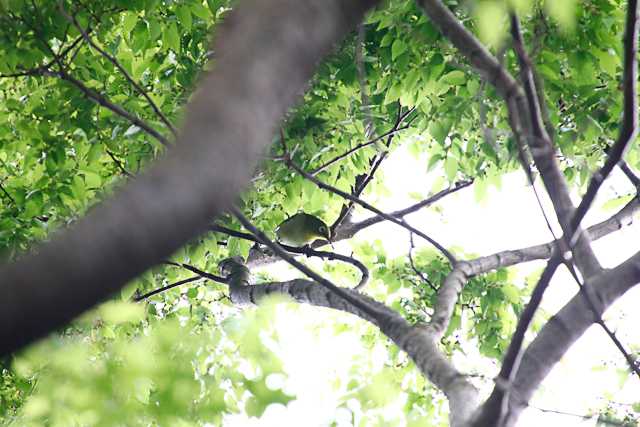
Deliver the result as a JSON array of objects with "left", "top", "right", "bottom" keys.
[{"left": 1, "top": 0, "right": 639, "bottom": 426}]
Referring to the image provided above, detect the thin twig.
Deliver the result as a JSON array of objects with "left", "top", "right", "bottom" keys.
[
  {"left": 231, "top": 206, "right": 384, "bottom": 319},
  {"left": 106, "top": 150, "right": 133, "bottom": 177},
  {"left": 526, "top": 402, "right": 637, "bottom": 426},
  {"left": 408, "top": 233, "right": 436, "bottom": 291},
  {"left": 134, "top": 276, "right": 201, "bottom": 301},
  {"left": 287, "top": 157, "right": 457, "bottom": 265},
  {"left": 570, "top": 0, "right": 639, "bottom": 242},
  {"left": 330, "top": 106, "right": 415, "bottom": 233},
  {"left": 212, "top": 222, "right": 368, "bottom": 289},
  {"left": 210, "top": 223, "right": 260, "bottom": 244},
  {"left": 0, "top": 33, "right": 85, "bottom": 79},
  {"left": 309, "top": 125, "right": 410, "bottom": 175},
  {"left": 0, "top": 181, "right": 16, "bottom": 206},
  {"left": 162, "top": 260, "right": 228, "bottom": 283},
  {"left": 54, "top": 69, "right": 170, "bottom": 146},
  {"left": 279, "top": 244, "right": 370, "bottom": 290},
  {"left": 59, "top": 2, "right": 178, "bottom": 138},
  {"left": 562, "top": 260, "right": 640, "bottom": 379},
  {"left": 618, "top": 160, "right": 640, "bottom": 189}
]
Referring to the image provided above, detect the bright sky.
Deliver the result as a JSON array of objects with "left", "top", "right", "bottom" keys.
[{"left": 226, "top": 141, "right": 640, "bottom": 426}]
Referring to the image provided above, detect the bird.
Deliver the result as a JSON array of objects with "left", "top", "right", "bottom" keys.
[{"left": 275, "top": 212, "right": 332, "bottom": 247}]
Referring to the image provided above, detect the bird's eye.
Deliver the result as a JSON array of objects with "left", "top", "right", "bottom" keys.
[{"left": 319, "top": 226, "right": 326, "bottom": 233}]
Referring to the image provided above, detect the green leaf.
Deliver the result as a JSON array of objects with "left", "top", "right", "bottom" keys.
[
  {"left": 98, "top": 301, "right": 145, "bottom": 324},
  {"left": 122, "top": 12, "right": 138, "bottom": 35},
  {"left": 440, "top": 70, "right": 466, "bottom": 86},
  {"left": 187, "top": 287, "right": 198, "bottom": 299},
  {"left": 475, "top": 1, "right": 507, "bottom": 46},
  {"left": 190, "top": 2, "right": 210, "bottom": 20},
  {"left": 165, "top": 21, "right": 180, "bottom": 53},
  {"left": 444, "top": 156, "right": 458, "bottom": 181},
  {"left": 383, "top": 82, "right": 402, "bottom": 104},
  {"left": 545, "top": 0, "right": 577, "bottom": 30},
  {"left": 176, "top": 5, "right": 193, "bottom": 31},
  {"left": 391, "top": 39, "right": 407, "bottom": 60},
  {"left": 148, "top": 17, "right": 162, "bottom": 41}
]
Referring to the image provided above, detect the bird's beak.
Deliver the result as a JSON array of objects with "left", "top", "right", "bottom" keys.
[{"left": 326, "top": 231, "right": 334, "bottom": 249}]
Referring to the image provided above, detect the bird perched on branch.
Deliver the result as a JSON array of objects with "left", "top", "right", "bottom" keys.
[{"left": 275, "top": 213, "right": 332, "bottom": 247}]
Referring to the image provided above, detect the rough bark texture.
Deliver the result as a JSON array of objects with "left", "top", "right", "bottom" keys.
[
  {"left": 0, "top": 0, "right": 378, "bottom": 356},
  {"left": 504, "top": 251, "right": 640, "bottom": 425}
]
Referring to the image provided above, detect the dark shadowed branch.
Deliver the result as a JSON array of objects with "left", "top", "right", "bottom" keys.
[
  {"left": 0, "top": 0, "right": 380, "bottom": 356},
  {"left": 231, "top": 206, "right": 382, "bottom": 318},
  {"left": 134, "top": 276, "right": 202, "bottom": 301}
]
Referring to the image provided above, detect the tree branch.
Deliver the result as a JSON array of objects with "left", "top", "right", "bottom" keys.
[
  {"left": 286, "top": 156, "right": 457, "bottom": 264},
  {"left": 52, "top": 68, "right": 171, "bottom": 147},
  {"left": 59, "top": 2, "right": 178, "bottom": 138},
  {"left": 510, "top": 13, "right": 601, "bottom": 278},
  {"left": 505, "top": 250, "right": 640, "bottom": 426},
  {"left": 220, "top": 256, "right": 480, "bottom": 427},
  {"left": 0, "top": 0, "right": 379, "bottom": 356},
  {"left": 134, "top": 275, "right": 201, "bottom": 301},
  {"left": 570, "top": 0, "right": 639, "bottom": 240}
]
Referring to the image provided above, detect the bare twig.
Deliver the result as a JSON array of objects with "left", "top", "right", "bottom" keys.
[
  {"left": 231, "top": 206, "right": 384, "bottom": 319},
  {"left": 211, "top": 222, "right": 368, "bottom": 289},
  {"left": 287, "top": 156, "right": 457, "bottom": 264},
  {"left": 134, "top": 276, "right": 201, "bottom": 301},
  {"left": 309, "top": 125, "right": 411, "bottom": 175},
  {"left": 162, "top": 261, "right": 228, "bottom": 283},
  {"left": 59, "top": 2, "right": 178, "bottom": 138},
  {"left": 280, "top": 244, "right": 370, "bottom": 290},
  {"left": 330, "top": 106, "right": 417, "bottom": 233},
  {"left": 618, "top": 160, "right": 640, "bottom": 189},
  {"left": 0, "top": 181, "right": 16, "bottom": 206},
  {"left": 106, "top": 150, "right": 133, "bottom": 177},
  {"left": 0, "top": 33, "right": 85, "bottom": 79},
  {"left": 53, "top": 69, "right": 170, "bottom": 146},
  {"left": 210, "top": 223, "right": 260, "bottom": 244},
  {"left": 562, "top": 260, "right": 640, "bottom": 379},
  {"left": 408, "top": 232, "right": 436, "bottom": 291}
]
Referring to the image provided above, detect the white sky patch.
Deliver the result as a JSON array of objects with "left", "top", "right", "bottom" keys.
[{"left": 232, "top": 141, "right": 640, "bottom": 426}]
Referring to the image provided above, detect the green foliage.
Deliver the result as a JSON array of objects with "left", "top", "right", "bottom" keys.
[{"left": 0, "top": 0, "right": 637, "bottom": 424}]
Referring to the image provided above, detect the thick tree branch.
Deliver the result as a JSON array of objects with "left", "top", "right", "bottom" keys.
[
  {"left": 510, "top": 13, "right": 601, "bottom": 278},
  {"left": 505, "top": 250, "right": 640, "bottom": 426},
  {"left": 428, "top": 194, "right": 639, "bottom": 353},
  {"left": 221, "top": 256, "right": 480, "bottom": 427},
  {"left": 416, "top": 0, "right": 521, "bottom": 101},
  {"left": 0, "top": 0, "right": 379, "bottom": 356},
  {"left": 231, "top": 206, "right": 384, "bottom": 319}
]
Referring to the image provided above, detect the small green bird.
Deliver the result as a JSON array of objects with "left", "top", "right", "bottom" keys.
[{"left": 275, "top": 213, "right": 332, "bottom": 247}]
